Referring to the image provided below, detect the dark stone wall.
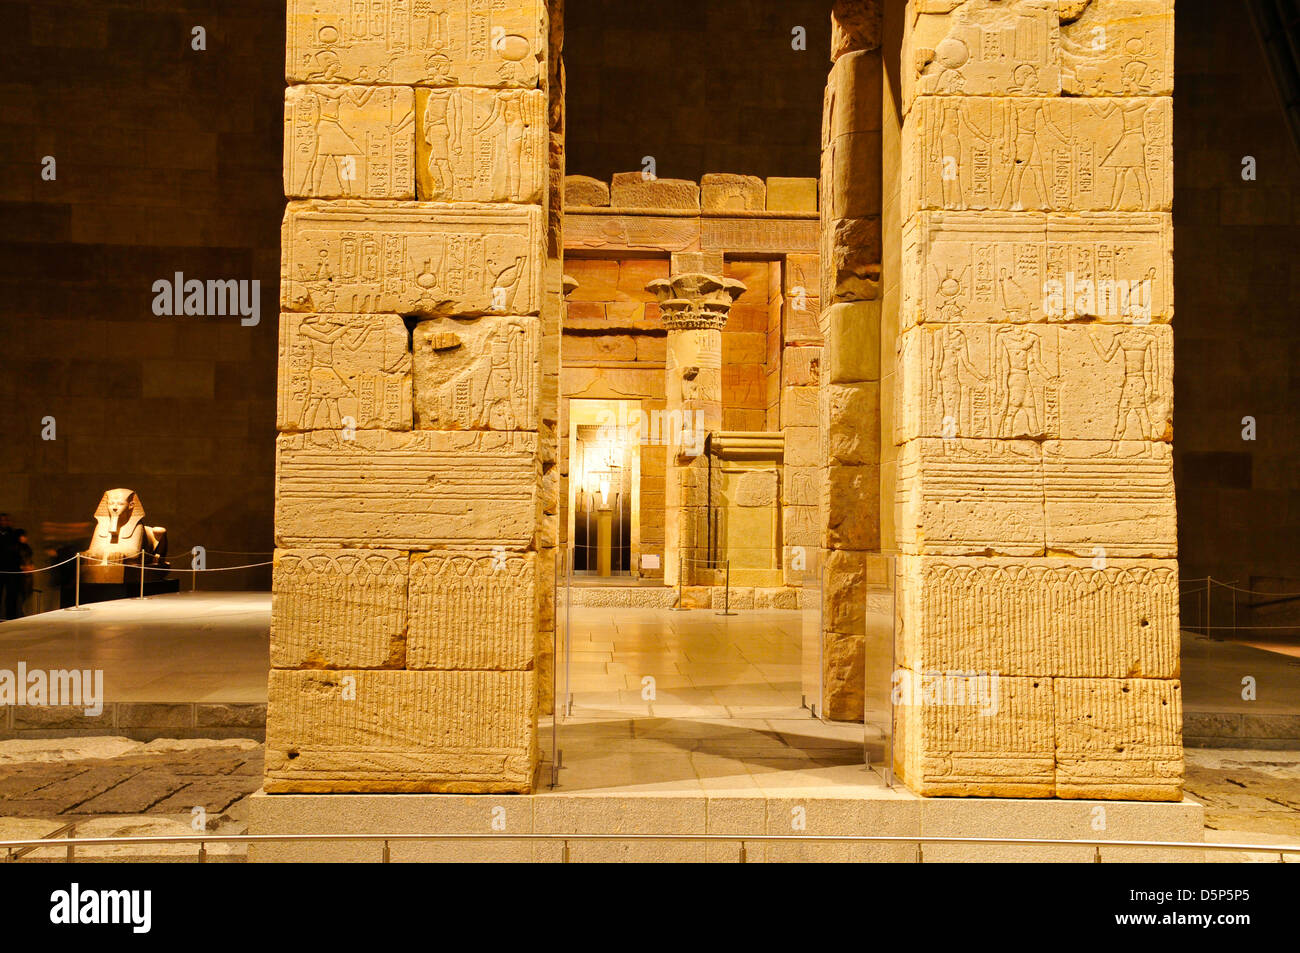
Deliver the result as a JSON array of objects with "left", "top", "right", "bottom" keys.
[
  {"left": 564, "top": 0, "right": 832, "bottom": 180},
  {"left": 0, "top": 1, "right": 283, "bottom": 596},
  {"left": 1173, "top": 0, "right": 1300, "bottom": 624}
]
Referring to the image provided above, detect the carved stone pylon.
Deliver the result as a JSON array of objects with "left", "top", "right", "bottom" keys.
[{"left": 646, "top": 271, "right": 746, "bottom": 588}]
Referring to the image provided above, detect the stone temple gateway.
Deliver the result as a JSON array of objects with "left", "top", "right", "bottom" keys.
[{"left": 266, "top": 0, "right": 1181, "bottom": 814}]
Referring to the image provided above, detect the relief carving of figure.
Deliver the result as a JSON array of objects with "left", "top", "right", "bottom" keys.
[
  {"left": 422, "top": 89, "right": 462, "bottom": 199},
  {"left": 475, "top": 89, "right": 529, "bottom": 200},
  {"left": 300, "top": 86, "right": 379, "bottom": 196},
  {"left": 297, "top": 315, "right": 377, "bottom": 429},
  {"left": 1090, "top": 328, "right": 1161, "bottom": 449},
  {"left": 994, "top": 326, "right": 1059, "bottom": 437},
  {"left": 931, "top": 326, "right": 988, "bottom": 442},
  {"left": 1097, "top": 101, "right": 1152, "bottom": 209},
  {"left": 999, "top": 101, "right": 1071, "bottom": 211}
]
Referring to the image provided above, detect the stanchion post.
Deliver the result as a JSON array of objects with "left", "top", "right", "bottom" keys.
[
  {"left": 717, "top": 559, "right": 736, "bottom": 616},
  {"left": 138, "top": 552, "right": 145, "bottom": 599}
]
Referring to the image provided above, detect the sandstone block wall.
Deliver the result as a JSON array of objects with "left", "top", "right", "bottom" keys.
[
  {"left": 269, "top": 0, "right": 550, "bottom": 793},
  {"left": 889, "top": 0, "right": 1181, "bottom": 800}
]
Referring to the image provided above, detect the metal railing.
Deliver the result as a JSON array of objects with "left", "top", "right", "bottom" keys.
[{"left": 2, "top": 831, "right": 1297, "bottom": 863}]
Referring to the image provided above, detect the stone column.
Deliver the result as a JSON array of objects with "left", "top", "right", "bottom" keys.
[
  {"left": 647, "top": 258, "right": 746, "bottom": 588},
  {"left": 892, "top": 0, "right": 1180, "bottom": 800},
  {"left": 819, "top": 0, "right": 885, "bottom": 721},
  {"left": 270, "top": 1, "right": 550, "bottom": 794}
]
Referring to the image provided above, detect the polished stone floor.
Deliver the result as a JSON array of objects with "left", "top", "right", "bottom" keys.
[{"left": 0, "top": 593, "right": 269, "bottom": 702}]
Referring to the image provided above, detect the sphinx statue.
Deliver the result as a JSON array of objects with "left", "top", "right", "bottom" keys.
[{"left": 82, "top": 489, "right": 169, "bottom": 584}]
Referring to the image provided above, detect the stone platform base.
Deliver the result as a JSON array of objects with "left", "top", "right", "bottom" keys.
[
  {"left": 247, "top": 789, "right": 1204, "bottom": 863},
  {"left": 567, "top": 584, "right": 813, "bottom": 611}
]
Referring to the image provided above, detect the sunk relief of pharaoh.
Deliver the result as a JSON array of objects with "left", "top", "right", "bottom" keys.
[{"left": 84, "top": 489, "right": 168, "bottom": 570}]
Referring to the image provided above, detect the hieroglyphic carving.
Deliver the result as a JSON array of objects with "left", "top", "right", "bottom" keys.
[
  {"left": 1057, "top": 0, "right": 1174, "bottom": 97},
  {"left": 896, "top": 436, "right": 1174, "bottom": 556},
  {"left": 1054, "top": 677, "right": 1183, "bottom": 801},
  {"left": 278, "top": 313, "right": 413, "bottom": 431},
  {"left": 408, "top": 551, "right": 535, "bottom": 670},
  {"left": 897, "top": 555, "right": 1179, "bottom": 676},
  {"left": 276, "top": 430, "right": 538, "bottom": 548},
  {"left": 412, "top": 314, "right": 539, "bottom": 430},
  {"left": 265, "top": 669, "right": 536, "bottom": 792},
  {"left": 895, "top": 673, "right": 1056, "bottom": 797},
  {"left": 700, "top": 217, "right": 820, "bottom": 255},
  {"left": 896, "top": 438, "right": 1045, "bottom": 555},
  {"left": 905, "top": 98, "right": 1171, "bottom": 212},
  {"left": 1043, "top": 440, "right": 1176, "bottom": 557},
  {"left": 284, "top": 85, "right": 415, "bottom": 199},
  {"left": 904, "top": 0, "right": 1173, "bottom": 104},
  {"left": 286, "top": 0, "right": 545, "bottom": 88},
  {"left": 416, "top": 87, "right": 545, "bottom": 203},
  {"left": 563, "top": 212, "right": 700, "bottom": 253},
  {"left": 902, "top": 212, "right": 1171, "bottom": 326},
  {"left": 907, "top": 0, "right": 1062, "bottom": 104},
  {"left": 899, "top": 323, "right": 1172, "bottom": 443},
  {"left": 271, "top": 549, "right": 408, "bottom": 668},
  {"left": 282, "top": 200, "right": 542, "bottom": 316}
]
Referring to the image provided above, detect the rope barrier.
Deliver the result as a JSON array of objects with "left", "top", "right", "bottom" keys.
[{"left": 0, "top": 555, "right": 272, "bottom": 576}]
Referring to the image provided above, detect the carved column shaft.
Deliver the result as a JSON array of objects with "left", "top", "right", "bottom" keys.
[
  {"left": 891, "top": 0, "right": 1179, "bottom": 800},
  {"left": 270, "top": 0, "right": 551, "bottom": 794},
  {"left": 647, "top": 268, "right": 746, "bottom": 587}
]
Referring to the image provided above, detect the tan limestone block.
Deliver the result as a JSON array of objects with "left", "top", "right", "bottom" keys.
[
  {"left": 264, "top": 669, "right": 536, "bottom": 793},
  {"left": 700, "top": 217, "right": 820, "bottom": 256},
  {"left": 831, "top": 0, "right": 883, "bottom": 60},
  {"left": 275, "top": 430, "right": 538, "bottom": 549},
  {"left": 783, "top": 504, "right": 818, "bottom": 550},
  {"left": 284, "top": 85, "right": 415, "bottom": 199},
  {"left": 1054, "top": 678, "right": 1182, "bottom": 801},
  {"left": 408, "top": 551, "right": 536, "bottom": 670},
  {"left": 1058, "top": 0, "right": 1174, "bottom": 97},
  {"left": 896, "top": 323, "right": 1172, "bottom": 443},
  {"left": 411, "top": 314, "right": 539, "bottom": 431},
  {"left": 286, "top": 0, "right": 546, "bottom": 89},
  {"left": 781, "top": 386, "right": 818, "bottom": 429},
  {"left": 894, "top": 672, "right": 1056, "bottom": 798},
  {"left": 823, "top": 632, "right": 865, "bottom": 721},
  {"left": 271, "top": 549, "right": 408, "bottom": 669},
  {"left": 825, "top": 382, "right": 881, "bottom": 465},
  {"left": 784, "top": 345, "right": 822, "bottom": 386},
  {"left": 766, "top": 177, "right": 818, "bottom": 213},
  {"left": 904, "top": 0, "right": 1063, "bottom": 108},
  {"left": 414, "top": 88, "right": 546, "bottom": 203},
  {"left": 782, "top": 467, "right": 819, "bottom": 507},
  {"left": 823, "top": 130, "right": 883, "bottom": 221},
  {"left": 827, "top": 49, "right": 884, "bottom": 140},
  {"left": 610, "top": 173, "right": 701, "bottom": 211},
  {"left": 701, "top": 174, "right": 766, "bottom": 212},
  {"left": 564, "top": 174, "right": 610, "bottom": 207},
  {"left": 783, "top": 426, "right": 819, "bottom": 468},
  {"left": 565, "top": 212, "right": 702, "bottom": 254},
  {"left": 823, "top": 548, "right": 870, "bottom": 636},
  {"left": 904, "top": 97, "right": 1172, "bottom": 214},
  {"left": 282, "top": 201, "right": 543, "bottom": 317},
  {"left": 902, "top": 212, "right": 1171, "bottom": 328},
  {"left": 822, "top": 217, "right": 882, "bottom": 303},
  {"left": 822, "top": 463, "right": 881, "bottom": 550},
  {"left": 278, "top": 313, "right": 413, "bottom": 432},
  {"left": 783, "top": 254, "right": 821, "bottom": 340},
  {"left": 896, "top": 438, "right": 1045, "bottom": 556},
  {"left": 895, "top": 555, "right": 1180, "bottom": 677},
  {"left": 1042, "top": 440, "right": 1176, "bottom": 557},
  {"left": 824, "top": 300, "right": 881, "bottom": 383}
]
